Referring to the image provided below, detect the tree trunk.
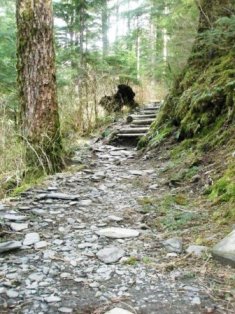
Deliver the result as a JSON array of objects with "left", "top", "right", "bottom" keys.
[
  {"left": 115, "top": 0, "right": 119, "bottom": 40},
  {"left": 16, "top": 0, "right": 63, "bottom": 174},
  {"left": 102, "top": 0, "right": 108, "bottom": 57},
  {"left": 127, "top": 0, "right": 131, "bottom": 33}
]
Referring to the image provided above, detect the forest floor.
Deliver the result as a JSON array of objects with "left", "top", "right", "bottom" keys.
[{"left": 0, "top": 133, "right": 235, "bottom": 313}]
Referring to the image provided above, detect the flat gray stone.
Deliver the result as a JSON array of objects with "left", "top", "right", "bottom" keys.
[
  {"left": 128, "top": 170, "right": 143, "bottom": 176},
  {"left": 191, "top": 296, "right": 201, "bottom": 305},
  {"left": 97, "top": 246, "right": 125, "bottom": 264},
  {"left": 45, "top": 295, "right": 61, "bottom": 303},
  {"left": 6, "top": 289, "right": 19, "bottom": 298},
  {"left": 58, "top": 308, "right": 73, "bottom": 313},
  {"left": 163, "top": 237, "right": 183, "bottom": 253},
  {"left": 10, "top": 223, "right": 28, "bottom": 231},
  {"left": 79, "top": 199, "right": 92, "bottom": 206},
  {"left": 3, "top": 214, "right": 27, "bottom": 221},
  {"left": 34, "top": 241, "right": 49, "bottom": 249},
  {"left": 105, "top": 308, "right": 133, "bottom": 314},
  {"left": 29, "top": 273, "right": 44, "bottom": 282},
  {"left": 31, "top": 209, "right": 47, "bottom": 216},
  {"left": 186, "top": 245, "right": 208, "bottom": 257},
  {"left": 37, "top": 193, "right": 79, "bottom": 200},
  {"left": 212, "top": 230, "right": 235, "bottom": 267},
  {"left": 108, "top": 215, "right": 123, "bottom": 222},
  {"left": 23, "top": 233, "right": 40, "bottom": 246},
  {"left": 0, "top": 241, "right": 22, "bottom": 253},
  {"left": 96, "top": 227, "right": 139, "bottom": 239}
]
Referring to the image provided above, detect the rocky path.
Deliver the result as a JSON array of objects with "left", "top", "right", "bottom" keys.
[{"left": 0, "top": 143, "right": 225, "bottom": 314}]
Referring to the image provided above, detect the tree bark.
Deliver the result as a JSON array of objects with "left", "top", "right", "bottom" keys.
[
  {"left": 115, "top": 0, "right": 119, "bottom": 40},
  {"left": 16, "top": 0, "right": 63, "bottom": 174},
  {"left": 102, "top": 0, "right": 109, "bottom": 57}
]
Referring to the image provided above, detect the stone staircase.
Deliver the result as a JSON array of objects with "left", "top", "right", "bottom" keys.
[{"left": 117, "top": 101, "right": 162, "bottom": 139}]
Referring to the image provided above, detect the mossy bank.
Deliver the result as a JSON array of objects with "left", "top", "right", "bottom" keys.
[{"left": 144, "top": 9, "right": 235, "bottom": 223}]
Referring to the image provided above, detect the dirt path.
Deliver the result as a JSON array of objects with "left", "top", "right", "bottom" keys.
[{"left": 0, "top": 142, "right": 231, "bottom": 314}]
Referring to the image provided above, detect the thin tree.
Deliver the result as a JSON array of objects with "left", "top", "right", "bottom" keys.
[
  {"left": 16, "top": 0, "right": 63, "bottom": 174},
  {"left": 101, "top": 0, "right": 109, "bottom": 57}
]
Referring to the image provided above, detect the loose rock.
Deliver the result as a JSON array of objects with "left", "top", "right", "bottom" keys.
[
  {"left": 23, "top": 233, "right": 40, "bottom": 246},
  {"left": 108, "top": 215, "right": 123, "bottom": 222},
  {"left": 186, "top": 245, "right": 208, "bottom": 257},
  {"left": 97, "top": 246, "right": 125, "bottom": 264},
  {"left": 212, "top": 230, "right": 235, "bottom": 267},
  {"left": 0, "top": 241, "right": 22, "bottom": 253},
  {"left": 105, "top": 308, "right": 133, "bottom": 314},
  {"left": 58, "top": 308, "right": 73, "bottom": 313},
  {"left": 37, "top": 193, "right": 79, "bottom": 200},
  {"left": 191, "top": 296, "right": 201, "bottom": 305},
  {"left": 10, "top": 223, "right": 28, "bottom": 231},
  {"left": 163, "top": 237, "right": 183, "bottom": 253},
  {"left": 96, "top": 227, "right": 139, "bottom": 239},
  {"left": 45, "top": 295, "right": 61, "bottom": 303},
  {"left": 34, "top": 241, "right": 49, "bottom": 249},
  {"left": 3, "top": 214, "right": 27, "bottom": 221},
  {"left": 6, "top": 290, "right": 19, "bottom": 298}
]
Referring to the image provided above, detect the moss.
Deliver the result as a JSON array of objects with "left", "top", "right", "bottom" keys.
[
  {"left": 172, "top": 52, "right": 233, "bottom": 140},
  {"left": 148, "top": 16, "right": 235, "bottom": 143},
  {"left": 210, "top": 165, "right": 235, "bottom": 203},
  {"left": 208, "top": 163, "right": 235, "bottom": 223},
  {"left": 174, "top": 194, "right": 189, "bottom": 206}
]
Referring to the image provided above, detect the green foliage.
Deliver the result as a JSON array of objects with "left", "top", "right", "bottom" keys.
[
  {"left": 105, "top": 43, "right": 139, "bottom": 84},
  {"left": 0, "top": 1, "right": 16, "bottom": 94}
]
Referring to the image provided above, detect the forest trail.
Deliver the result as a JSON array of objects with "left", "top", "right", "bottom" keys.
[{"left": 0, "top": 138, "right": 226, "bottom": 314}]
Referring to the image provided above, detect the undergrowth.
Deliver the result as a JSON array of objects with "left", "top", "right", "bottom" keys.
[{"left": 0, "top": 107, "right": 25, "bottom": 198}]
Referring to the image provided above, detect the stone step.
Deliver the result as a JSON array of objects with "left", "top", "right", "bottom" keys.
[
  {"left": 127, "top": 124, "right": 147, "bottom": 128},
  {"left": 140, "top": 110, "right": 158, "bottom": 115},
  {"left": 135, "top": 113, "right": 157, "bottom": 117},
  {"left": 143, "top": 106, "right": 160, "bottom": 111},
  {"left": 119, "top": 127, "right": 149, "bottom": 134},
  {"left": 117, "top": 133, "right": 146, "bottom": 138},
  {"left": 127, "top": 114, "right": 156, "bottom": 123},
  {"left": 137, "top": 109, "right": 158, "bottom": 114},
  {"left": 131, "top": 119, "right": 155, "bottom": 125}
]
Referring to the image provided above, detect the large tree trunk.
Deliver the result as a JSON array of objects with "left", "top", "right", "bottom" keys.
[{"left": 16, "top": 0, "right": 63, "bottom": 174}]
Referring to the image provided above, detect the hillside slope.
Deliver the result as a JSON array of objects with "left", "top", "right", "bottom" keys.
[{"left": 144, "top": 1, "right": 235, "bottom": 223}]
